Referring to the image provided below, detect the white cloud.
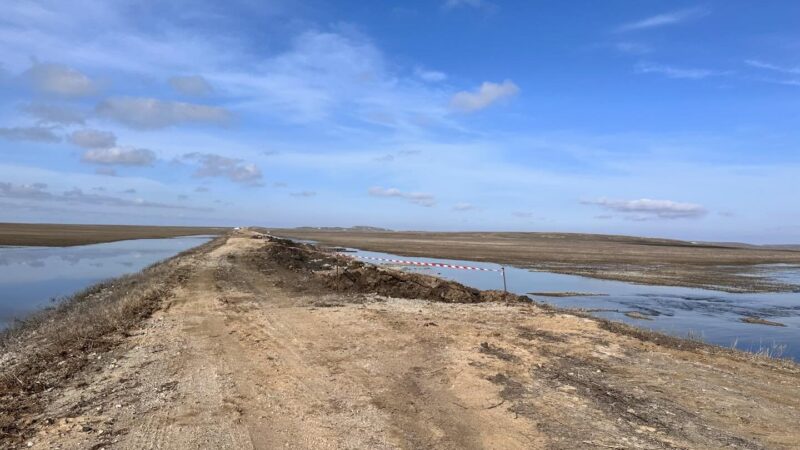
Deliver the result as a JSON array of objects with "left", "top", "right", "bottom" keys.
[
  {"left": 290, "top": 191, "right": 317, "bottom": 197},
  {"left": 23, "top": 62, "right": 98, "bottom": 96},
  {"left": 450, "top": 80, "right": 519, "bottom": 112},
  {"left": 0, "top": 181, "right": 202, "bottom": 211},
  {"left": 81, "top": 147, "right": 156, "bottom": 166},
  {"left": 635, "top": 62, "right": 720, "bottom": 80},
  {"left": 183, "top": 152, "right": 263, "bottom": 185},
  {"left": 21, "top": 103, "right": 86, "bottom": 125},
  {"left": 444, "top": 0, "right": 487, "bottom": 9},
  {"left": 414, "top": 67, "right": 447, "bottom": 82},
  {"left": 617, "top": 7, "right": 709, "bottom": 32},
  {"left": 582, "top": 198, "right": 707, "bottom": 220},
  {"left": 70, "top": 129, "right": 116, "bottom": 149},
  {"left": 0, "top": 181, "right": 52, "bottom": 200},
  {"left": 214, "top": 30, "right": 455, "bottom": 132},
  {"left": 95, "top": 167, "right": 117, "bottom": 176},
  {"left": 0, "top": 126, "right": 61, "bottom": 143},
  {"left": 368, "top": 186, "right": 436, "bottom": 207},
  {"left": 453, "top": 202, "right": 475, "bottom": 212},
  {"left": 96, "top": 97, "right": 231, "bottom": 129},
  {"left": 744, "top": 59, "right": 800, "bottom": 75},
  {"left": 169, "top": 75, "right": 214, "bottom": 96}
]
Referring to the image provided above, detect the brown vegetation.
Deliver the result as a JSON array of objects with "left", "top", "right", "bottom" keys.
[
  {"left": 2, "top": 229, "right": 799, "bottom": 449},
  {"left": 0, "top": 222, "right": 227, "bottom": 247},
  {"left": 270, "top": 228, "right": 800, "bottom": 292}
]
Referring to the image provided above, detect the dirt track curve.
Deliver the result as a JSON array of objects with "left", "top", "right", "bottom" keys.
[{"left": 7, "top": 230, "right": 800, "bottom": 449}]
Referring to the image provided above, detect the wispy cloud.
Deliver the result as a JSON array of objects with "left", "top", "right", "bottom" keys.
[
  {"left": 0, "top": 126, "right": 61, "bottom": 143},
  {"left": 617, "top": 7, "right": 710, "bottom": 33},
  {"left": 70, "top": 129, "right": 116, "bottom": 149},
  {"left": 169, "top": 75, "right": 214, "bottom": 96},
  {"left": 368, "top": 186, "right": 436, "bottom": 207},
  {"left": 745, "top": 59, "right": 800, "bottom": 86},
  {"left": 450, "top": 80, "right": 519, "bottom": 112},
  {"left": 0, "top": 182, "right": 52, "bottom": 200},
  {"left": 96, "top": 97, "right": 231, "bottom": 129},
  {"left": 745, "top": 59, "right": 800, "bottom": 76},
  {"left": 635, "top": 62, "right": 722, "bottom": 80},
  {"left": 81, "top": 147, "right": 156, "bottom": 166},
  {"left": 21, "top": 103, "right": 86, "bottom": 125},
  {"left": 290, "top": 190, "right": 317, "bottom": 198},
  {"left": 582, "top": 198, "right": 707, "bottom": 220},
  {"left": 443, "top": 0, "right": 488, "bottom": 10},
  {"left": 0, "top": 181, "right": 205, "bottom": 211},
  {"left": 23, "top": 62, "right": 99, "bottom": 97},
  {"left": 452, "top": 202, "right": 475, "bottom": 212},
  {"left": 614, "top": 42, "right": 653, "bottom": 55},
  {"left": 183, "top": 152, "right": 263, "bottom": 186},
  {"left": 414, "top": 67, "right": 447, "bottom": 82}
]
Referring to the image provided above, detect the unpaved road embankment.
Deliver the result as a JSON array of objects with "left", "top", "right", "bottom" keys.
[{"left": 2, "top": 230, "right": 800, "bottom": 449}]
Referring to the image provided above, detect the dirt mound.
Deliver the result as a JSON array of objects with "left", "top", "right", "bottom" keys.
[
  {"left": 260, "top": 238, "right": 337, "bottom": 271},
  {"left": 257, "top": 238, "right": 528, "bottom": 304}
]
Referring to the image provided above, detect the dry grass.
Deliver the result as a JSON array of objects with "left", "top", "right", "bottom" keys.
[
  {"left": 270, "top": 229, "right": 800, "bottom": 292},
  {"left": 0, "top": 222, "right": 228, "bottom": 247},
  {"left": 0, "top": 236, "right": 226, "bottom": 440}
]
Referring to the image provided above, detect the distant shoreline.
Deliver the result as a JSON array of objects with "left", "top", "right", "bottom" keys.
[
  {"left": 0, "top": 222, "right": 228, "bottom": 247},
  {"left": 269, "top": 228, "right": 800, "bottom": 293}
]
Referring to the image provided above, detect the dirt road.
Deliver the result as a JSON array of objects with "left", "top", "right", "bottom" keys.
[
  {"left": 270, "top": 229, "right": 800, "bottom": 293},
  {"left": 4, "top": 230, "right": 800, "bottom": 449}
]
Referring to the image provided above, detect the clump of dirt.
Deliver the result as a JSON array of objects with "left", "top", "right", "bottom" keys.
[
  {"left": 479, "top": 342, "right": 519, "bottom": 362},
  {"left": 254, "top": 238, "right": 529, "bottom": 304}
]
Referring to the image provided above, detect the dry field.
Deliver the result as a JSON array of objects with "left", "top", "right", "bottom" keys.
[
  {"left": 2, "top": 229, "right": 799, "bottom": 449},
  {"left": 270, "top": 229, "right": 800, "bottom": 292},
  {"left": 0, "top": 222, "right": 228, "bottom": 247}
]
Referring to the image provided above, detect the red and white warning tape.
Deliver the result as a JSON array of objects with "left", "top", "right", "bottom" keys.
[{"left": 345, "top": 254, "right": 501, "bottom": 272}]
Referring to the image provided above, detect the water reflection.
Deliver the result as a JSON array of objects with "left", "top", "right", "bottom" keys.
[
  {"left": 345, "top": 248, "right": 800, "bottom": 361},
  {"left": 0, "top": 236, "right": 212, "bottom": 329}
]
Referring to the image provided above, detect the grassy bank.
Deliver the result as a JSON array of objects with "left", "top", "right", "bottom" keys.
[{"left": 0, "top": 223, "right": 228, "bottom": 247}]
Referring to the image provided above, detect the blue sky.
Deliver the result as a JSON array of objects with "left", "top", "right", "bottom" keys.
[{"left": 1, "top": 0, "right": 799, "bottom": 243}]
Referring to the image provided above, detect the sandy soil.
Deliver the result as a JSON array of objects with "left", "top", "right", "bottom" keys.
[
  {"left": 0, "top": 222, "right": 227, "bottom": 247},
  {"left": 3, "top": 229, "right": 800, "bottom": 449},
  {"left": 270, "top": 229, "right": 800, "bottom": 293}
]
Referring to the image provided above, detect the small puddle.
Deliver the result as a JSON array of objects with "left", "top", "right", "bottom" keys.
[
  {"left": 336, "top": 246, "right": 800, "bottom": 362},
  {"left": 0, "top": 235, "right": 214, "bottom": 330}
]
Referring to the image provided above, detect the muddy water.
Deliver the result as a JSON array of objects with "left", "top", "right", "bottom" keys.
[
  {"left": 340, "top": 247, "right": 800, "bottom": 362},
  {"left": 0, "top": 236, "right": 213, "bottom": 330}
]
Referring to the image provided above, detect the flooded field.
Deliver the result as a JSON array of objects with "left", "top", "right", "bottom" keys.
[
  {"left": 0, "top": 236, "right": 213, "bottom": 329},
  {"left": 342, "top": 247, "right": 800, "bottom": 361}
]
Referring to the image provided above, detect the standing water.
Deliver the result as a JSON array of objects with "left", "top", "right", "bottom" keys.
[
  {"left": 340, "top": 247, "right": 800, "bottom": 362},
  {"left": 0, "top": 236, "right": 214, "bottom": 330}
]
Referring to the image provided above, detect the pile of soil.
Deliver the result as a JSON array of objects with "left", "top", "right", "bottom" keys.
[
  {"left": 259, "top": 238, "right": 338, "bottom": 271},
  {"left": 257, "top": 237, "right": 528, "bottom": 304}
]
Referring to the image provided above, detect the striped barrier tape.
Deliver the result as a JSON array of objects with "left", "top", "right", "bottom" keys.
[{"left": 344, "top": 254, "right": 502, "bottom": 272}]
